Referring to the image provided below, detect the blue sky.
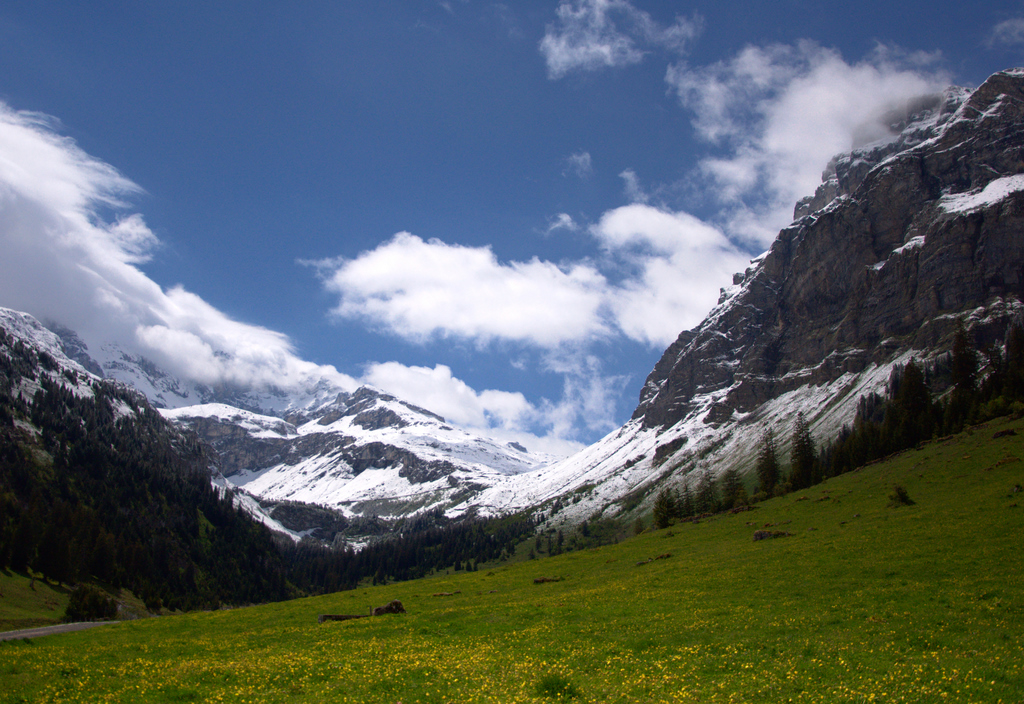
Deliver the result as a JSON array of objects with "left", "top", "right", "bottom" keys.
[{"left": 0, "top": 1, "right": 1022, "bottom": 454}]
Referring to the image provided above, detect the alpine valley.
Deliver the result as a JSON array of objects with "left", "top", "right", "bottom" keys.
[{"left": 4, "top": 67, "right": 1024, "bottom": 557}]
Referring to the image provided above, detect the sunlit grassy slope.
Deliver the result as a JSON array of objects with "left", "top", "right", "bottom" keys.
[
  {"left": 0, "top": 573, "right": 69, "bottom": 632},
  {"left": 2, "top": 417, "right": 1023, "bottom": 703}
]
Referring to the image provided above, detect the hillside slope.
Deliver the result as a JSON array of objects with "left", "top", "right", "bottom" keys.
[{"left": 2, "top": 415, "right": 1021, "bottom": 702}]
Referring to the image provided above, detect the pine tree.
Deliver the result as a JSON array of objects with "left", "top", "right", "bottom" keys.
[
  {"left": 679, "top": 483, "right": 694, "bottom": 518},
  {"left": 694, "top": 469, "right": 719, "bottom": 514},
  {"left": 633, "top": 517, "right": 645, "bottom": 535},
  {"left": 719, "top": 468, "right": 746, "bottom": 509},
  {"left": 755, "top": 427, "right": 780, "bottom": 496},
  {"left": 652, "top": 488, "right": 676, "bottom": 529},
  {"left": 789, "top": 412, "right": 816, "bottom": 490},
  {"left": 951, "top": 320, "right": 978, "bottom": 394},
  {"left": 945, "top": 320, "right": 979, "bottom": 433},
  {"left": 1005, "top": 320, "right": 1024, "bottom": 398}
]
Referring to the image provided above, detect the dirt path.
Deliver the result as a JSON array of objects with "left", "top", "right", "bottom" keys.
[{"left": 0, "top": 621, "right": 113, "bottom": 641}]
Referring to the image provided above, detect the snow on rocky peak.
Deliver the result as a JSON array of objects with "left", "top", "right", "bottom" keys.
[{"left": 163, "top": 385, "right": 555, "bottom": 525}]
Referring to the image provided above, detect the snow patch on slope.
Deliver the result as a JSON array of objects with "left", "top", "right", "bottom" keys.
[{"left": 940, "top": 174, "right": 1024, "bottom": 214}]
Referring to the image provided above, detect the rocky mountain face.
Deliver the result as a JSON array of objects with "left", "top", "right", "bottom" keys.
[
  {"left": 638, "top": 69, "right": 1024, "bottom": 433},
  {"left": 462, "top": 68, "right": 1024, "bottom": 528},
  {"left": 35, "top": 315, "right": 553, "bottom": 544}
]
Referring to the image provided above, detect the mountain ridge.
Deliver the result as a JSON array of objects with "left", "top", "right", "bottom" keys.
[{"left": 6, "top": 67, "right": 1024, "bottom": 541}]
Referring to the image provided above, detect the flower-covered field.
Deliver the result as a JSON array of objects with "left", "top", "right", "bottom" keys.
[{"left": 2, "top": 418, "right": 1023, "bottom": 703}]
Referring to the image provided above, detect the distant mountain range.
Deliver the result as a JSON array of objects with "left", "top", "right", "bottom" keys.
[{"left": 4, "top": 67, "right": 1024, "bottom": 546}]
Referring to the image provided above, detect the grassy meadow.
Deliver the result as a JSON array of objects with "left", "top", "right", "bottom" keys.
[{"left": 2, "top": 417, "right": 1023, "bottom": 703}]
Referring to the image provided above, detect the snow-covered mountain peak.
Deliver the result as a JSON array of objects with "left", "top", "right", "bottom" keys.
[{"left": 0, "top": 307, "right": 88, "bottom": 375}]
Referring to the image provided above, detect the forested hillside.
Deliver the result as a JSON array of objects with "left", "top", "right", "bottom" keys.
[
  {"left": 0, "top": 326, "right": 292, "bottom": 610},
  {"left": 0, "top": 323, "right": 540, "bottom": 614}
]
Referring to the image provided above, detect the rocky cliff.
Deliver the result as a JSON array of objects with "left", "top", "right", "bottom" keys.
[
  {"left": 635, "top": 69, "right": 1024, "bottom": 433},
  {"left": 455, "top": 68, "right": 1024, "bottom": 528}
]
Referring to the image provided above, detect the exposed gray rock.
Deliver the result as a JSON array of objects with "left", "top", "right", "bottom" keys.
[{"left": 636, "top": 69, "right": 1024, "bottom": 431}]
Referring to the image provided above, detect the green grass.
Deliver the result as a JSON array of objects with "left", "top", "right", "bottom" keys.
[
  {"left": 2, "top": 417, "right": 1023, "bottom": 703},
  {"left": 0, "top": 572, "right": 70, "bottom": 631}
]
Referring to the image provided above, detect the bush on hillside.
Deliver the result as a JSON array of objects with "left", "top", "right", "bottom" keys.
[{"left": 63, "top": 583, "right": 118, "bottom": 622}]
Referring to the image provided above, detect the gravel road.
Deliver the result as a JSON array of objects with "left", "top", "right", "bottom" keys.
[{"left": 0, "top": 621, "right": 113, "bottom": 641}]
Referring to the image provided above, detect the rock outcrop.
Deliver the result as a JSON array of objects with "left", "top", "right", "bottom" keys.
[{"left": 635, "top": 69, "right": 1024, "bottom": 431}]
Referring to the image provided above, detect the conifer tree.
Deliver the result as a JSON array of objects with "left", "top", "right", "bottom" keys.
[
  {"left": 755, "top": 427, "right": 780, "bottom": 496},
  {"left": 945, "top": 320, "right": 979, "bottom": 433},
  {"left": 679, "top": 482, "right": 694, "bottom": 518},
  {"left": 789, "top": 412, "right": 816, "bottom": 490},
  {"left": 652, "top": 488, "right": 676, "bottom": 529},
  {"left": 719, "top": 467, "right": 746, "bottom": 509},
  {"left": 694, "top": 468, "right": 719, "bottom": 514},
  {"left": 951, "top": 320, "right": 978, "bottom": 394}
]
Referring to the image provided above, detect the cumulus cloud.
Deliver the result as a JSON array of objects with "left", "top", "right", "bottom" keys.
[
  {"left": 0, "top": 101, "right": 356, "bottom": 395},
  {"left": 363, "top": 361, "right": 531, "bottom": 429},
  {"left": 362, "top": 360, "right": 590, "bottom": 456},
  {"left": 666, "top": 41, "right": 949, "bottom": 246},
  {"left": 311, "top": 232, "right": 611, "bottom": 347},
  {"left": 540, "top": 0, "right": 700, "bottom": 79},
  {"left": 315, "top": 203, "right": 748, "bottom": 351},
  {"left": 591, "top": 204, "right": 750, "bottom": 345}
]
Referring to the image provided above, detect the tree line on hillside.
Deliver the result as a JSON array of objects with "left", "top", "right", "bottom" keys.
[
  {"left": 281, "top": 511, "right": 536, "bottom": 593},
  {"left": 0, "top": 329, "right": 534, "bottom": 613},
  {"left": 651, "top": 320, "right": 1024, "bottom": 528}
]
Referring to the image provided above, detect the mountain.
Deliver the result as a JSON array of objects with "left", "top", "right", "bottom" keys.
[
  {"left": 0, "top": 311, "right": 543, "bottom": 598},
  {"left": 162, "top": 388, "right": 551, "bottom": 539},
  {"left": 456, "top": 68, "right": 1024, "bottom": 525},
  {"left": 39, "top": 315, "right": 555, "bottom": 544},
  {"left": 10, "top": 68, "right": 1024, "bottom": 545},
  {"left": 0, "top": 308, "right": 296, "bottom": 610},
  {"left": 50, "top": 323, "right": 346, "bottom": 416}
]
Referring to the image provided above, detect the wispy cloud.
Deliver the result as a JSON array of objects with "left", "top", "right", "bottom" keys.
[
  {"left": 0, "top": 101, "right": 356, "bottom": 395},
  {"left": 539, "top": 0, "right": 700, "bottom": 79},
  {"left": 546, "top": 212, "right": 580, "bottom": 233},
  {"left": 989, "top": 17, "right": 1024, "bottom": 47},
  {"left": 564, "top": 150, "right": 593, "bottom": 178},
  {"left": 666, "top": 41, "right": 949, "bottom": 246},
  {"left": 618, "top": 168, "right": 648, "bottom": 203}
]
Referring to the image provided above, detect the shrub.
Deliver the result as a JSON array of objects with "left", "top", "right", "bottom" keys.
[
  {"left": 888, "top": 484, "right": 916, "bottom": 507},
  {"left": 535, "top": 673, "right": 581, "bottom": 700},
  {"left": 63, "top": 584, "right": 118, "bottom": 622}
]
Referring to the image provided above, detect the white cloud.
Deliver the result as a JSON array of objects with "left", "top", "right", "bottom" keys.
[
  {"left": 313, "top": 232, "right": 611, "bottom": 347},
  {"left": 362, "top": 360, "right": 586, "bottom": 456},
  {"left": 666, "top": 41, "right": 949, "bottom": 247},
  {"left": 316, "top": 203, "right": 748, "bottom": 351},
  {"left": 546, "top": 212, "right": 579, "bottom": 233},
  {"left": 540, "top": 0, "right": 700, "bottom": 79},
  {"left": 989, "top": 17, "right": 1024, "bottom": 46},
  {"left": 618, "top": 168, "right": 648, "bottom": 203},
  {"left": 540, "top": 348, "right": 629, "bottom": 437},
  {"left": 363, "top": 361, "right": 531, "bottom": 429},
  {"left": 0, "top": 100, "right": 356, "bottom": 395},
  {"left": 564, "top": 150, "right": 593, "bottom": 178},
  {"left": 591, "top": 203, "right": 750, "bottom": 345}
]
